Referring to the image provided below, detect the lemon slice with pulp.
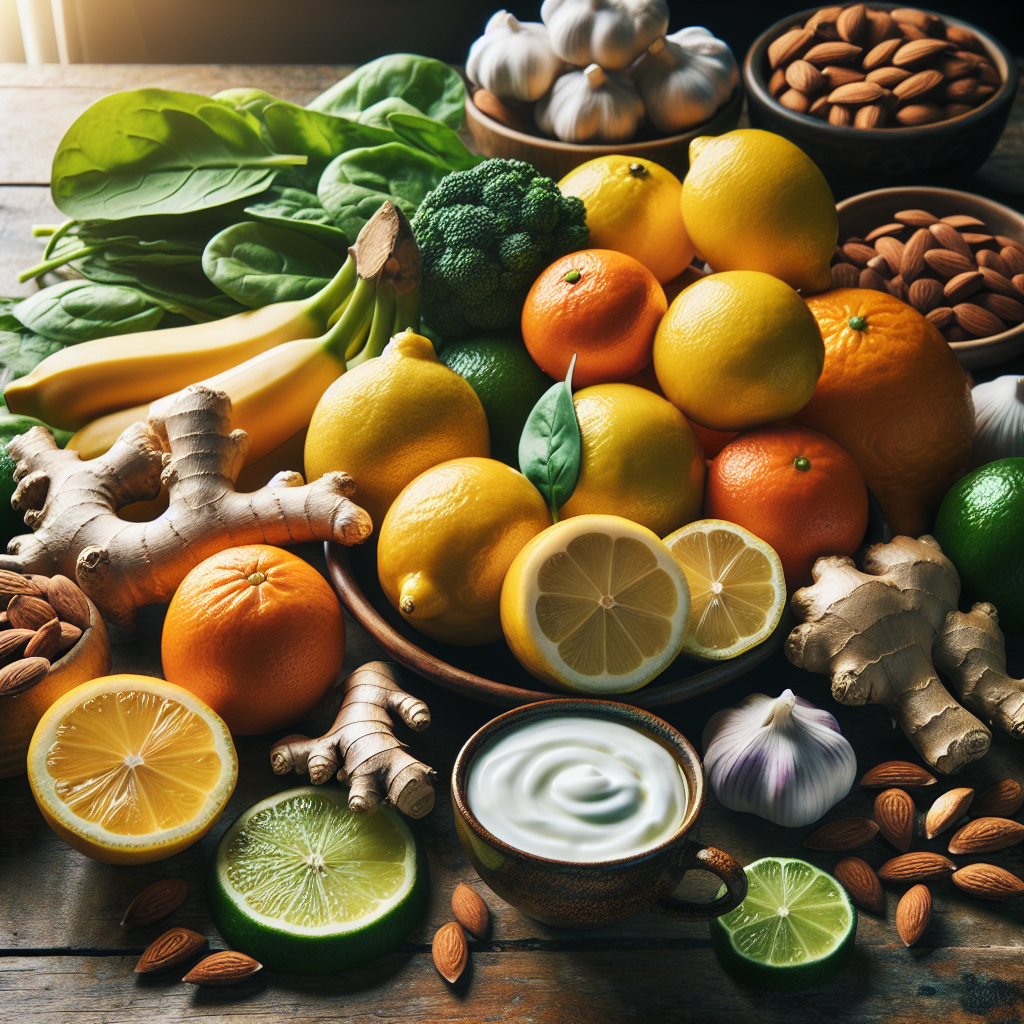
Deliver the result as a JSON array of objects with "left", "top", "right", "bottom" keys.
[
  {"left": 27, "top": 674, "right": 237, "bottom": 864},
  {"left": 500, "top": 514, "right": 690, "bottom": 693},
  {"left": 662, "top": 519, "right": 785, "bottom": 660}
]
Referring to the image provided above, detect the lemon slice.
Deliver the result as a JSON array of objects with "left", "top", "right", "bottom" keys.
[
  {"left": 663, "top": 519, "right": 785, "bottom": 660},
  {"left": 27, "top": 675, "right": 237, "bottom": 864},
  {"left": 500, "top": 514, "right": 690, "bottom": 693}
]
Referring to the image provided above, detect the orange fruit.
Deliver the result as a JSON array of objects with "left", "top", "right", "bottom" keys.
[
  {"left": 793, "top": 289, "right": 974, "bottom": 536},
  {"left": 521, "top": 249, "right": 667, "bottom": 388},
  {"left": 704, "top": 425, "right": 869, "bottom": 587},
  {"left": 161, "top": 545, "right": 345, "bottom": 735}
]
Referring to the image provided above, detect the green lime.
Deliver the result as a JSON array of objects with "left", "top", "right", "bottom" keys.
[
  {"left": 710, "top": 857, "right": 856, "bottom": 991},
  {"left": 440, "top": 332, "right": 555, "bottom": 466},
  {"left": 934, "top": 457, "right": 1024, "bottom": 634},
  {"left": 208, "top": 786, "right": 425, "bottom": 975}
]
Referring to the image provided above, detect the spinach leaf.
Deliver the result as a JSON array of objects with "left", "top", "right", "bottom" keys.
[
  {"left": 357, "top": 96, "right": 427, "bottom": 129},
  {"left": 0, "top": 299, "right": 23, "bottom": 334},
  {"left": 0, "top": 330, "right": 64, "bottom": 390},
  {"left": 51, "top": 88, "right": 308, "bottom": 221},
  {"left": 386, "top": 112, "right": 481, "bottom": 172},
  {"left": 203, "top": 221, "right": 343, "bottom": 308},
  {"left": 12, "top": 280, "right": 164, "bottom": 344},
  {"left": 245, "top": 187, "right": 349, "bottom": 250},
  {"left": 308, "top": 54, "right": 466, "bottom": 130}
]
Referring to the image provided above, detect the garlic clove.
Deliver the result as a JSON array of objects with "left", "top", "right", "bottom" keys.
[
  {"left": 466, "top": 9, "right": 564, "bottom": 102},
  {"left": 970, "top": 375, "right": 1024, "bottom": 468}
]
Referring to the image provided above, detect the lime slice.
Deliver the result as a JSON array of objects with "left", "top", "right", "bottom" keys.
[
  {"left": 710, "top": 857, "right": 856, "bottom": 991},
  {"left": 208, "top": 786, "right": 425, "bottom": 975}
]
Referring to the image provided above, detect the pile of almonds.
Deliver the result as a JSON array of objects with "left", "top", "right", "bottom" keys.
[
  {"left": 0, "top": 570, "right": 90, "bottom": 696},
  {"left": 831, "top": 208, "right": 1024, "bottom": 342},
  {"left": 802, "top": 761, "right": 1024, "bottom": 946},
  {"left": 432, "top": 882, "right": 492, "bottom": 984},
  {"left": 767, "top": 5, "right": 1002, "bottom": 128}
]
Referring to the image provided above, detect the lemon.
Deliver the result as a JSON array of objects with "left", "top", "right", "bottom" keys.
[
  {"left": 378, "top": 456, "right": 552, "bottom": 646},
  {"left": 559, "top": 156, "right": 695, "bottom": 284},
  {"left": 663, "top": 519, "right": 785, "bottom": 660},
  {"left": 27, "top": 675, "right": 237, "bottom": 864},
  {"left": 653, "top": 271, "right": 824, "bottom": 431},
  {"left": 680, "top": 129, "right": 837, "bottom": 295},
  {"left": 560, "top": 383, "right": 705, "bottom": 537},
  {"left": 500, "top": 514, "right": 690, "bottom": 693},
  {"left": 304, "top": 330, "right": 490, "bottom": 528}
]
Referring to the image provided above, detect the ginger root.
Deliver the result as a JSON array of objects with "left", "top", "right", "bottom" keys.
[
  {"left": 270, "top": 661, "right": 436, "bottom": 818},
  {"left": 0, "top": 385, "right": 372, "bottom": 627},
  {"left": 935, "top": 602, "right": 1024, "bottom": 740},
  {"left": 787, "top": 535, "right": 991, "bottom": 775}
]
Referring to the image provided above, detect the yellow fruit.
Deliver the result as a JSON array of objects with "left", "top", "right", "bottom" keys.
[
  {"left": 500, "top": 514, "right": 690, "bottom": 693},
  {"left": 378, "top": 457, "right": 551, "bottom": 645},
  {"left": 27, "top": 675, "right": 237, "bottom": 864},
  {"left": 559, "top": 156, "right": 695, "bottom": 284},
  {"left": 663, "top": 519, "right": 786, "bottom": 661},
  {"left": 680, "top": 129, "right": 837, "bottom": 295},
  {"left": 304, "top": 331, "right": 490, "bottom": 528},
  {"left": 653, "top": 271, "right": 824, "bottom": 431},
  {"left": 560, "top": 383, "right": 705, "bottom": 537}
]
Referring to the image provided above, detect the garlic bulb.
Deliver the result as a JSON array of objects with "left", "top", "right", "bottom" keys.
[
  {"left": 535, "top": 63, "right": 645, "bottom": 144},
  {"left": 970, "top": 375, "right": 1024, "bottom": 468},
  {"left": 541, "top": 0, "right": 669, "bottom": 71},
  {"left": 632, "top": 27, "right": 738, "bottom": 134},
  {"left": 702, "top": 689, "right": 857, "bottom": 828},
  {"left": 467, "top": 10, "right": 564, "bottom": 102}
]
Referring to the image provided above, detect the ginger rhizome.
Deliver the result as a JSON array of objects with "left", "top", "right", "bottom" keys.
[{"left": 270, "top": 661, "right": 436, "bottom": 818}]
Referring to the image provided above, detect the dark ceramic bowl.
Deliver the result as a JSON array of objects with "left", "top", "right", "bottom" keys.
[
  {"left": 743, "top": 5, "right": 1018, "bottom": 192},
  {"left": 451, "top": 698, "right": 747, "bottom": 929}
]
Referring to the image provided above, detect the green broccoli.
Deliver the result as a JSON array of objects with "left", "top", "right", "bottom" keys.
[{"left": 411, "top": 158, "right": 588, "bottom": 339}]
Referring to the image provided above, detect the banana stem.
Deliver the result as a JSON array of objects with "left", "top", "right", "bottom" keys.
[
  {"left": 304, "top": 254, "right": 357, "bottom": 322},
  {"left": 346, "top": 285, "right": 396, "bottom": 368},
  {"left": 394, "top": 286, "right": 420, "bottom": 334},
  {"left": 319, "top": 275, "right": 377, "bottom": 361}
]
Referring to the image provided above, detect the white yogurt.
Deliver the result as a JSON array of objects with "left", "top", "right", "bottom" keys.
[{"left": 466, "top": 715, "right": 688, "bottom": 862}]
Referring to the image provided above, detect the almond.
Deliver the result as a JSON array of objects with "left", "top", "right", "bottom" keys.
[
  {"left": 0, "top": 657, "right": 49, "bottom": 696},
  {"left": 893, "top": 68, "right": 944, "bottom": 102},
  {"left": 978, "top": 293, "right": 1024, "bottom": 324},
  {"left": 862, "top": 37, "right": 903, "bottom": 71},
  {"left": 804, "top": 41, "right": 863, "bottom": 67},
  {"left": 893, "top": 39, "right": 954, "bottom": 68},
  {"left": 951, "top": 863, "right": 1024, "bottom": 900},
  {"left": 977, "top": 248, "right": 1012, "bottom": 278},
  {"left": 56, "top": 621, "right": 83, "bottom": 654},
  {"left": 896, "top": 885, "right": 931, "bottom": 947},
  {"left": 865, "top": 222, "right": 906, "bottom": 242},
  {"left": 836, "top": 4, "right": 866, "bottom": 45},
  {"left": 948, "top": 817, "right": 1024, "bottom": 855},
  {"left": 887, "top": 274, "right": 910, "bottom": 302},
  {"left": 946, "top": 77, "right": 979, "bottom": 102},
  {"left": 1001, "top": 245, "right": 1024, "bottom": 276},
  {"left": 803, "top": 816, "right": 879, "bottom": 851},
  {"left": 874, "top": 235, "right": 906, "bottom": 275},
  {"left": 877, "top": 852, "right": 957, "bottom": 883},
  {"left": 943, "top": 270, "right": 985, "bottom": 304},
  {"left": 809, "top": 96, "right": 832, "bottom": 119},
  {"left": 432, "top": 921, "right": 469, "bottom": 983},
  {"left": 954, "top": 302, "right": 1004, "bottom": 337},
  {"left": 923, "top": 248, "right": 976, "bottom": 280},
  {"left": 928, "top": 222, "right": 974, "bottom": 261},
  {"left": 841, "top": 241, "right": 877, "bottom": 266},
  {"left": 860, "top": 761, "right": 936, "bottom": 788},
  {"left": 897, "top": 23, "right": 928, "bottom": 42},
  {"left": 820, "top": 65, "right": 865, "bottom": 89},
  {"left": 779, "top": 89, "right": 811, "bottom": 114},
  {"left": 924, "top": 787, "right": 974, "bottom": 839},
  {"left": 471, "top": 89, "right": 524, "bottom": 132},
  {"left": 926, "top": 306, "right": 955, "bottom": 330},
  {"left": 828, "top": 81, "right": 884, "bottom": 104},
  {"left": 962, "top": 233, "right": 996, "bottom": 248},
  {"left": 865, "top": 9, "right": 900, "bottom": 48},
  {"left": 854, "top": 104, "right": 886, "bottom": 129},
  {"left": 1015, "top": 274, "right": 1024, "bottom": 295},
  {"left": 768, "top": 67, "right": 788, "bottom": 99},
  {"left": 452, "top": 882, "right": 491, "bottom": 939},
  {"left": 768, "top": 27, "right": 814, "bottom": 70},
  {"left": 973, "top": 779, "right": 1024, "bottom": 818},
  {"left": 890, "top": 8, "right": 941, "bottom": 33},
  {"left": 45, "top": 575, "right": 91, "bottom": 631},
  {"left": 6, "top": 594, "right": 57, "bottom": 631},
  {"left": 895, "top": 102, "right": 944, "bottom": 125},
  {"left": 121, "top": 878, "right": 188, "bottom": 926},
  {"left": 941, "top": 214, "right": 987, "bottom": 230},
  {"left": 979, "top": 266, "right": 1022, "bottom": 298},
  {"left": 946, "top": 25, "right": 986, "bottom": 54},
  {"left": 900, "top": 228, "right": 936, "bottom": 280},
  {"left": 834, "top": 856, "right": 885, "bottom": 915},
  {"left": 908, "top": 277, "right": 943, "bottom": 313},
  {"left": 977, "top": 62, "right": 1001, "bottom": 87},
  {"left": 805, "top": 7, "right": 843, "bottom": 39},
  {"left": 944, "top": 325, "right": 971, "bottom": 343},
  {"left": 832, "top": 263, "right": 860, "bottom": 288},
  {"left": 24, "top": 616, "right": 61, "bottom": 661},
  {"left": 183, "top": 950, "right": 262, "bottom": 985},
  {"left": 785, "top": 60, "right": 824, "bottom": 95},
  {"left": 938, "top": 55, "right": 977, "bottom": 80},
  {"left": 0, "top": 628, "right": 34, "bottom": 662},
  {"left": 0, "top": 570, "right": 44, "bottom": 601},
  {"left": 866, "top": 255, "right": 891, "bottom": 278},
  {"left": 866, "top": 66, "right": 913, "bottom": 88},
  {"left": 136, "top": 927, "right": 208, "bottom": 974},
  {"left": 874, "top": 789, "right": 915, "bottom": 852},
  {"left": 896, "top": 209, "right": 939, "bottom": 227},
  {"left": 828, "top": 104, "right": 853, "bottom": 126},
  {"left": 997, "top": 236, "right": 1024, "bottom": 254}
]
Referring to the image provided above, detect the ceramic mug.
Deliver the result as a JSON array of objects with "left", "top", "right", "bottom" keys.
[{"left": 451, "top": 698, "right": 748, "bottom": 929}]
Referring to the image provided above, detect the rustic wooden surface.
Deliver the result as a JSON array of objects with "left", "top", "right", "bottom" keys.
[{"left": 1, "top": 63, "right": 1023, "bottom": 1024}]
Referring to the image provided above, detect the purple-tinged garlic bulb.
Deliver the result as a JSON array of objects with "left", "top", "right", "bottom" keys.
[{"left": 702, "top": 689, "right": 856, "bottom": 828}]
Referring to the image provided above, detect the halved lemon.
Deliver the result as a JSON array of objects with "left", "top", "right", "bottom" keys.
[
  {"left": 500, "top": 514, "right": 690, "bottom": 693},
  {"left": 27, "top": 675, "right": 237, "bottom": 864},
  {"left": 662, "top": 519, "right": 785, "bottom": 660}
]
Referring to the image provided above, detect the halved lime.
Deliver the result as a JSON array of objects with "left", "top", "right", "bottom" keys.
[
  {"left": 709, "top": 857, "right": 856, "bottom": 991},
  {"left": 208, "top": 786, "right": 425, "bottom": 975}
]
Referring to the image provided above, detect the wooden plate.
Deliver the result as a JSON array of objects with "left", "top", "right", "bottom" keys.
[{"left": 326, "top": 540, "right": 791, "bottom": 710}]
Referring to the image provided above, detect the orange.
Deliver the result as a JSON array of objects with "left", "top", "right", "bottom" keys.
[
  {"left": 161, "top": 545, "right": 345, "bottom": 735},
  {"left": 704, "top": 425, "right": 869, "bottom": 587},
  {"left": 793, "top": 289, "right": 974, "bottom": 536},
  {"left": 521, "top": 249, "right": 667, "bottom": 388}
]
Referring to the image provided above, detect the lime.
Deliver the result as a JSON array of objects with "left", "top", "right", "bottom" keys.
[
  {"left": 934, "top": 457, "right": 1024, "bottom": 633},
  {"left": 208, "top": 786, "right": 425, "bottom": 975},
  {"left": 440, "top": 332, "right": 555, "bottom": 466},
  {"left": 709, "top": 857, "right": 856, "bottom": 991}
]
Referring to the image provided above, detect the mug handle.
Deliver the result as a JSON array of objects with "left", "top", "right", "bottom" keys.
[{"left": 655, "top": 840, "right": 748, "bottom": 922}]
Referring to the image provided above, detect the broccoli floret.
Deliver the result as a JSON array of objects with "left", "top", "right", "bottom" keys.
[{"left": 412, "top": 158, "right": 588, "bottom": 339}]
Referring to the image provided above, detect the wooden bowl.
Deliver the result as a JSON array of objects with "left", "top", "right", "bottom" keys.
[
  {"left": 463, "top": 85, "right": 744, "bottom": 181},
  {"left": 836, "top": 186, "right": 1024, "bottom": 368},
  {"left": 0, "top": 596, "right": 110, "bottom": 778},
  {"left": 743, "top": 5, "right": 1019, "bottom": 193},
  {"left": 326, "top": 541, "right": 790, "bottom": 710}
]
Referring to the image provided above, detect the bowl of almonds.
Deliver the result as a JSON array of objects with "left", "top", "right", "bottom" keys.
[
  {"left": 833, "top": 185, "right": 1024, "bottom": 367},
  {"left": 743, "top": 4, "right": 1017, "bottom": 190}
]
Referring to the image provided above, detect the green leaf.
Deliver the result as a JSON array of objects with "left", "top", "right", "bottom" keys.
[
  {"left": 202, "top": 221, "right": 343, "bottom": 308},
  {"left": 519, "top": 354, "right": 580, "bottom": 521},
  {"left": 245, "top": 187, "right": 349, "bottom": 250},
  {"left": 0, "top": 298, "right": 23, "bottom": 334},
  {"left": 308, "top": 54, "right": 466, "bottom": 129},
  {"left": 357, "top": 96, "right": 426, "bottom": 129},
  {"left": 51, "top": 88, "right": 308, "bottom": 220},
  {"left": 12, "top": 280, "right": 164, "bottom": 343},
  {"left": 386, "top": 112, "right": 481, "bottom": 172},
  {"left": 0, "top": 330, "right": 64, "bottom": 386}
]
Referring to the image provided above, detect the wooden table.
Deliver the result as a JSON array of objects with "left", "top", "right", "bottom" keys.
[{"left": 1, "top": 64, "right": 1023, "bottom": 1024}]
